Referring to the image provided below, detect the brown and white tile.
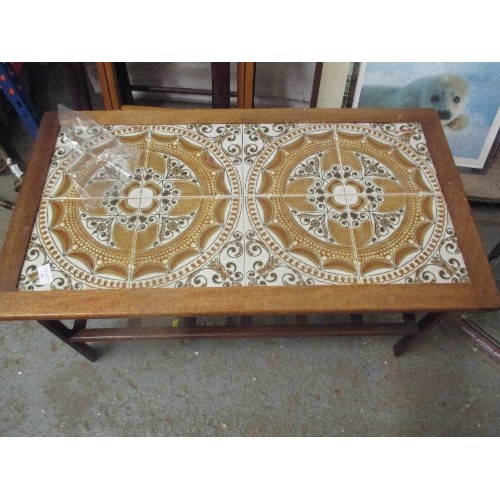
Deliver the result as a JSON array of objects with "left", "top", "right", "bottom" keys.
[
  {"left": 149, "top": 124, "right": 242, "bottom": 197},
  {"left": 244, "top": 123, "right": 342, "bottom": 197},
  {"left": 19, "top": 119, "right": 469, "bottom": 293},
  {"left": 18, "top": 197, "right": 136, "bottom": 290},
  {"left": 17, "top": 233, "right": 91, "bottom": 291},
  {"left": 336, "top": 123, "right": 441, "bottom": 195},
  {"left": 391, "top": 209, "right": 470, "bottom": 284},
  {"left": 130, "top": 196, "right": 244, "bottom": 288},
  {"left": 345, "top": 192, "right": 467, "bottom": 284},
  {"left": 243, "top": 195, "right": 358, "bottom": 286}
]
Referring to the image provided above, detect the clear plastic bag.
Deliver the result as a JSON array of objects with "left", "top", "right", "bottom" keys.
[{"left": 57, "top": 105, "right": 140, "bottom": 208}]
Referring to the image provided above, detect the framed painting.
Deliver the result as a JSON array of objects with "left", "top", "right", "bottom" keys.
[{"left": 351, "top": 62, "right": 500, "bottom": 172}]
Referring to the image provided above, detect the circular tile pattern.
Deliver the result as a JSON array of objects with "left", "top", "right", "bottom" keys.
[
  {"left": 246, "top": 124, "right": 446, "bottom": 282},
  {"left": 38, "top": 126, "right": 242, "bottom": 288}
]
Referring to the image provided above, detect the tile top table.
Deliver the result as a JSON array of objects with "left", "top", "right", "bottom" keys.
[{"left": 0, "top": 108, "right": 498, "bottom": 360}]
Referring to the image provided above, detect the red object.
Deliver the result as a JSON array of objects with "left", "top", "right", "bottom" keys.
[
  {"left": 8, "top": 87, "right": 15, "bottom": 96},
  {"left": 12, "top": 63, "right": 24, "bottom": 74}
]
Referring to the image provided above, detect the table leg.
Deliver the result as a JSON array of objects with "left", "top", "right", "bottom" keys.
[
  {"left": 393, "top": 313, "right": 448, "bottom": 357},
  {"left": 37, "top": 320, "right": 98, "bottom": 362},
  {"left": 295, "top": 315, "right": 308, "bottom": 326},
  {"left": 488, "top": 241, "right": 500, "bottom": 262},
  {"left": 241, "top": 316, "right": 253, "bottom": 326}
]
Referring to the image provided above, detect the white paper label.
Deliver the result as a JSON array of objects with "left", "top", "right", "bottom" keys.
[
  {"left": 8, "top": 161, "right": 23, "bottom": 178},
  {"left": 37, "top": 264, "right": 53, "bottom": 285}
]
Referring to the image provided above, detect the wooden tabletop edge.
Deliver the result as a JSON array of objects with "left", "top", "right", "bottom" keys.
[{"left": 75, "top": 107, "right": 442, "bottom": 125}]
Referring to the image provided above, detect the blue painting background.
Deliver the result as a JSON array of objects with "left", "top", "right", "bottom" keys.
[{"left": 358, "top": 63, "right": 500, "bottom": 160}]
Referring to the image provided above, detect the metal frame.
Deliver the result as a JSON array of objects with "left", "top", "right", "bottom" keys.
[{"left": 0, "top": 62, "right": 39, "bottom": 137}]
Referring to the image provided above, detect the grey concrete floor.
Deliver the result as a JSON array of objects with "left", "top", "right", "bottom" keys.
[
  {"left": 1, "top": 66, "right": 499, "bottom": 436},
  {"left": 0, "top": 313, "right": 499, "bottom": 436}
]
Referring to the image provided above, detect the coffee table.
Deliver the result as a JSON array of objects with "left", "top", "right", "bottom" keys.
[{"left": 1, "top": 108, "right": 498, "bottom": 362}]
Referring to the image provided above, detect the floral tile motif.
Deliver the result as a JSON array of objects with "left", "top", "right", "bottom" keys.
[
  {"left": 18, "top": 120, "right": 470, "bottom": 291},
  {"left": 149, "top": 124, "right": 242, "bottom": 197},
  {"left": 244, "top": 196, "right": 358, "bottom": 286},
  {"left": 361, "top": 122, "right": 438, "bottom": 178},
  {"left": 18, "top": 197, "right": 136, "bottom": 290},
  {"left": 130, "top": 196, "right": 244, "bottom": 288},
  {"left": 333, "top": 191, "right": 470, "bottom": 284},
  {"left": 343, "top": 193, "right": 437, "bottom": 282},
  {"left": 240, "top": 122, "right": 469, "bottom": 286},
  {"left": 244, "top": 123, "right": 335, "bottom": 196},
  {"left": 391, "top": 211, "right": 470, "bottom": 284},
  {"left": 335, "top": 123, "right": 441, "bottom": 195},
  {"left": 17, "top": 232, "right": 91, "bottom": 291},
  {"left": 242, "top": 122, "right": 306, "bottom": 169}
]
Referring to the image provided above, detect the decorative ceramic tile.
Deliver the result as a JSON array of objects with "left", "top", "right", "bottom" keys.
[
  {"left": 391, "top": 210, "right": 470, "bottom": 284},
  {"left": 18, "top": 121, "right": 470, "bottom": 292},
  {"left": 337, "top": 192, "right": 470, "bottom": 284},
  {"left": 18, "top": 197, "right": 136, "bottom": 290},
  {"left": 361, "top": 122, "right": 437, "bottom": 173},
  {"left": 243, "top": 123, "right": 338, "bottom": 196},
  {"left": 244, "top": 196, "right": 358, "bottom": 286},
  {"left": 335, "top": 123, "right": 441, "bottom": 195},
  {"left": 175, "top": 123, "right": 243, "bottom": 170},
  {"left": 149, "top": 125, "right": 242, "bottom": 197},
  {"left": 243, "top": 122, "right": 305, "bottom": 170},
  {"left": 130, "top": 196, "right": 244, "bottom": 288},
  {"left": 17, "top": 232, "right": 89, "bottom": 291}
]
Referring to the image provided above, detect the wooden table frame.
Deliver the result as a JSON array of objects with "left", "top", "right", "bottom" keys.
[{"left": 1, "top": 108, "right": 499, "bottom": 362}]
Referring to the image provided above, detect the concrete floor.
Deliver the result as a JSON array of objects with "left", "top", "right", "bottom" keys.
[{"left": 0, "top": 65, "right": 499, "bottom": 436}]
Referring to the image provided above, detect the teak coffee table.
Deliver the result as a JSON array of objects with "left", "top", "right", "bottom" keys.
[{"left": 1, "top": 108, "right": 499, "bottom": 362}]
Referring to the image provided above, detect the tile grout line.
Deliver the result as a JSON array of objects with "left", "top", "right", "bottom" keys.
[
  {"left": 130, "top": 122, "right": 444, "bottom": 290},
  {"left": 333, "top": 125, "right": 362, "bottom": 283},
  {"left": 127, "top": 126, "right": 152, "bottom": 289},
  {"left": 241, "top": 124, "right": 247, "bottom": 286},
  {"left": 43, "top": 121, "right": 465, "bottom": 291},
  {"left": 41, "top": 122, "right": 464, "bottom": 291}
]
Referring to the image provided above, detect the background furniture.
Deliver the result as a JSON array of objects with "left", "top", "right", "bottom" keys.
[
  {"left": 96, "top": 62, "right": 323, "bottom": 111},
  {"left": 97, "top": 62, "right": 239, "bottom": 110}
]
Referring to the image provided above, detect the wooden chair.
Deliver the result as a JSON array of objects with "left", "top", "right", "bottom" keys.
[{"left": 96, "top": 62, "right": 256, "bottom": 110}]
